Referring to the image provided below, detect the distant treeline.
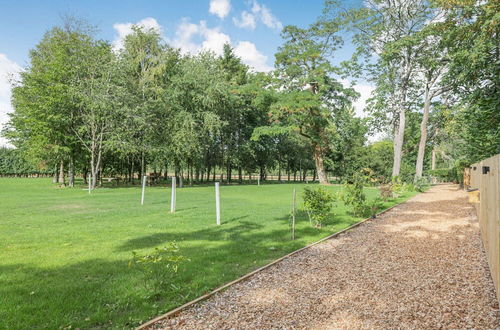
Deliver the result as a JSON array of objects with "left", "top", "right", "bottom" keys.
[{"left": 0, "top": 147, "right": 52, "bottom": 176}]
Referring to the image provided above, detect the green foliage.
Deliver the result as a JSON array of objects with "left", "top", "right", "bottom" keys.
[
  {"left": 379, "top": 184, "right": 393, "bottom": 201},
  {"left": 0, "top": 147, "right": 50, "bottom": 175},
  {"left": 428, "top": 168, "right": 455, "bottom": 182},
  {"left": 390, "top": 176, "right": 407, "bottom": 198},
  {"left": 302, "top": 186, "right": 336, "bottom": 227},
  {"left": 413, "top": 177, "right": 430, "bottom": 192},
  {"left": 341, "top": 174, "right": 366, "bottom": 216},
  {"left": 366, "top": 197, "right": 384, "bottom": 218},
  {"left": 129, "top": 242, "right": 188, "bottom": 297}
]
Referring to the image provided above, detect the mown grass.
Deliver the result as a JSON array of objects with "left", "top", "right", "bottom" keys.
[{"left": 0, "top": 178, "right": 417, "bottom": 328}]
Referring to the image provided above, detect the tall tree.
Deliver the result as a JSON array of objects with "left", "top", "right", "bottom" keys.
[
  {"left": 272, "top": 22, "right": 358, "bottom": 184},
  {"left": 344, "top": 0, "right": 436, "bottom": 177}
]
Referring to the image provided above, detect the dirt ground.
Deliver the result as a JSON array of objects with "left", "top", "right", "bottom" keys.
[{"left": 154, "top": 184, "right": 499, "bottom": 329}]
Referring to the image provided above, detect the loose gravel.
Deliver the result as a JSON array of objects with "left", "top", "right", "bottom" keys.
[{"left": 153, "top": 184, "right": 499, "bottom": 329}]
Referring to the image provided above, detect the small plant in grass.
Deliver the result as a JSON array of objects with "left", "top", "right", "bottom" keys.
[
  {"left": 129, "top": 242, "right": 189, "bottom": 298},
  {"left": 341, "top": 174, "right": 366, "bottom": 216},
  {"left": 379, "top": 184, "right": 393, "bottom": 201},
  {"left": 413, "top": 176, "right": 430, "bottom": 192},
  {"left": 302, "top": 186, "right": 336, "bottom": 228},
  {"left": 366, "top": 197, "right": 384, "bottom": 218},
  {"left": 391, "top": 176, "right": 406, "bottom": 197}
]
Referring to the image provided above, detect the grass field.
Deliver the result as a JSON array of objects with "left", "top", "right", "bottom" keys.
[{"left": 0, "top": 178, "right": 417, "bottom": 328}]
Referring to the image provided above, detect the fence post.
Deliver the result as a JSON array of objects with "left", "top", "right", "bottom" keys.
[
  {"left": 215, "top": 182, "right": 220, "bottom": 225},
  {"left": 141, "top": 175, "right": 146, "bottom": 205},
  {"left": 170, "top": 177, "right": 176, "bottom": 213}
]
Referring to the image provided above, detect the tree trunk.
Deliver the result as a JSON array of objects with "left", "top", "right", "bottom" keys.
[
  {"left": 189, "top": 164, "right": 193, "bottom": 187},
  {"left": 415, "top": 84, "right": 431, "bottom": 179},
  {"left": 52, "top": 165, "right": 58, "bottom": 183},
  {"left": 58, "top": 160, "right": 65, "bottom": 186},
  {"left": 68, "top": 155, "right": 75, "bottom": 187},
  {"left": 313, "top": 144, "right": 328, "bottom": 184},
  {"left": 392, "top": 108, "right": 406, "bottom": 177},
  {"left": 238, "top": 167, "right": 243, "bottom": 183},
  {"left": 140, "top": 151, "right": 145, "bottom": 180},
  {"left": 431, "top": 147, "right": 436, "bottom": 170}
]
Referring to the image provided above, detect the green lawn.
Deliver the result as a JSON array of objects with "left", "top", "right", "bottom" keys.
[{"left": 0, "top": 178, "right": 416, "bottom": 329}]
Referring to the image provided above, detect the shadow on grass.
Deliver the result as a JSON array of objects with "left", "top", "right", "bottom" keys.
[{"left": 0, "top": 208, "right": 374, "bottom": 329}]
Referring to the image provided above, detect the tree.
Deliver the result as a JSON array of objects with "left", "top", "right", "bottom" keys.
[
  {"left": 272, "top": 22, "right": 358, "bottom": 184},
  {"left": 70, "top": 39, "right": 122, "bottom": 189},
  {"left": 345, "top": 0, "right": 437, "bottom": 177},
  {"left": 436, "top": 0, "right": 499, "bottom": 163},
  {"left": 5, "top": 19, "right": 99, "bottom": 186}
]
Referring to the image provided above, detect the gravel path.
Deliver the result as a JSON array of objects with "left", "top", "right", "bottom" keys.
[{"left": 154, "top": 184, "right": 499, "bottom": 329}]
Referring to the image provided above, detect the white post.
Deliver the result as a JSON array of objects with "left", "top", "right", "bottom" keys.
[
  {"left": 170, "top": 177, "right": 176, "bottom": 213},
  {"left": 257, "top": 177, "right": 260, "bottom": 186},
  {"left": 141, "top": 175, "right": 146, "bottom": 205},
  {"left": 215, "top": 182, "right": 220, "bottom": 225},
  {"left": 292, "top": 188, "right": 296, "bottom": 240},
  {"left": 88, "top": 173, "right": 91, "bottom": 194}
]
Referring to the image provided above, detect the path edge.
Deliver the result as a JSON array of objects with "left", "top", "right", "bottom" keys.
[{"left": 137, "top": 193, "right": 419, "bottom": 329}]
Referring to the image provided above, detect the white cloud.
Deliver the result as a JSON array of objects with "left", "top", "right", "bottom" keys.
[
  {"left": 233, "top": 11, "right": 256, "bottom": 30},
  {"left": 171, "top": 19, "right": 272, "bottom": 71},
  {"left": 0, "top": 53, "right": 21, "bottom": 147},
  {"left": 209, "top": 0, "right": 231, "bottom": 19},
  {"left": 250, "top": 0, "right": 282, "bottom": 30},
  {"left": 112, "top": 17, "right": 163, "bottom": 51},
  {"left": 172, "top": 20, "right": 230, "bottom": 56},
  {"left": 234, "top": 41, "right": 272, "bottom": 72}
]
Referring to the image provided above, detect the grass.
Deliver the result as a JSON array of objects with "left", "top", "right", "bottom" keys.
[{"left": 0, "top": 178, "right": 417, "bottom": 329}]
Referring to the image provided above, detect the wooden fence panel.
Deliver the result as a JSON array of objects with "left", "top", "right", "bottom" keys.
[{"left": 469, "top": 154, "right": 500, "bottom": 303}]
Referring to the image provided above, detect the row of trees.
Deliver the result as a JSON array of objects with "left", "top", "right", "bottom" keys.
[
  {"left": 3, "top": 18, "right": 363, "bottom": 187},
  {"left": 2, "top": 0, "right": 498, "bottom": 186}
]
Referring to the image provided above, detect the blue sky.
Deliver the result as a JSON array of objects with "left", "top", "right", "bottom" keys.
[{"left": 0, "top": 0, "right": 371, "bottom": 146}]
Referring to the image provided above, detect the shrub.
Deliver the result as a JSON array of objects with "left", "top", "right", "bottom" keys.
[
  {"left": 341, "top": 174, "right": 366, "bottom": 216},
  {"left": 413, "top": 177, "right": 431, "bottom": 192},
  {"left": 129, "top": 242, "right": 189, "bottom": 298},
  {"left": 379, "top": 184, "right": 393, "bottom": 201},
  {"left": 366, "top": 197, "right": 384, "bottom": 218},
  {"left": 302, "top": 186, "right": 335, "bottom": 228},
  {"left": 391, "top": 176, "right": 407, "bottom": 197}
]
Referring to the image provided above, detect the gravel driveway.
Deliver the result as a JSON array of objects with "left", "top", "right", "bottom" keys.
[{"left": 154, "top": 184, "right": 499, "bottom": 329}]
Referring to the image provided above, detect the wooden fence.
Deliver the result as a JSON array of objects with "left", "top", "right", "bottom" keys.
[{"left": 467, "top": 154, "right": 500, "bottom": 303}]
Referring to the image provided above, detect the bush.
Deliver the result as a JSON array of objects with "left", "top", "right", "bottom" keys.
[
  {"left": 302, "top": 186, "right": 335, "bottom": 228},
  {"left": 413, "top": 177, "right": 431, "bottom": 192},
  {"left": 366, "top": 197, "right": 384, "bottom": 218},
  {"left": 391, "top": 176, "right": 407, "bottom": 197},
  {"left": 341, "top": 174, "right": 366, "bottom": 216},
  {"left": 379, "top": 184, "right": 393, "bottom": 201},
  {"left": 129, "top": 242, "right": 189, "bottom": 298},
  {"left": 427, "top": 168, "right": 455, "bottom": 182}
]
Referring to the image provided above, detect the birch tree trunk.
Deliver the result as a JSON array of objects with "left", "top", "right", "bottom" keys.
[
  {"left": 68, "top": 156, "right": 75, "bottom": 187},
  {"left": 392, "top": 108, "right": 406, "bottom": 177},
  {"left": 415, "top": 83, "right": 432, "bottom": 179},
  {"left": 58, "top": 160, "right": 65, "bottom": 186},
  {"left": 52, "top": 165, "right": 58, "bottom": 183},
  {"left": 431, "top": 147, "right": 436, "bottom": 170}
]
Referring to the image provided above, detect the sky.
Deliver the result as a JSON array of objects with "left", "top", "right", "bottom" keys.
[{"left": 0, "top": 0, "right": 373, "bottom": 146}]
